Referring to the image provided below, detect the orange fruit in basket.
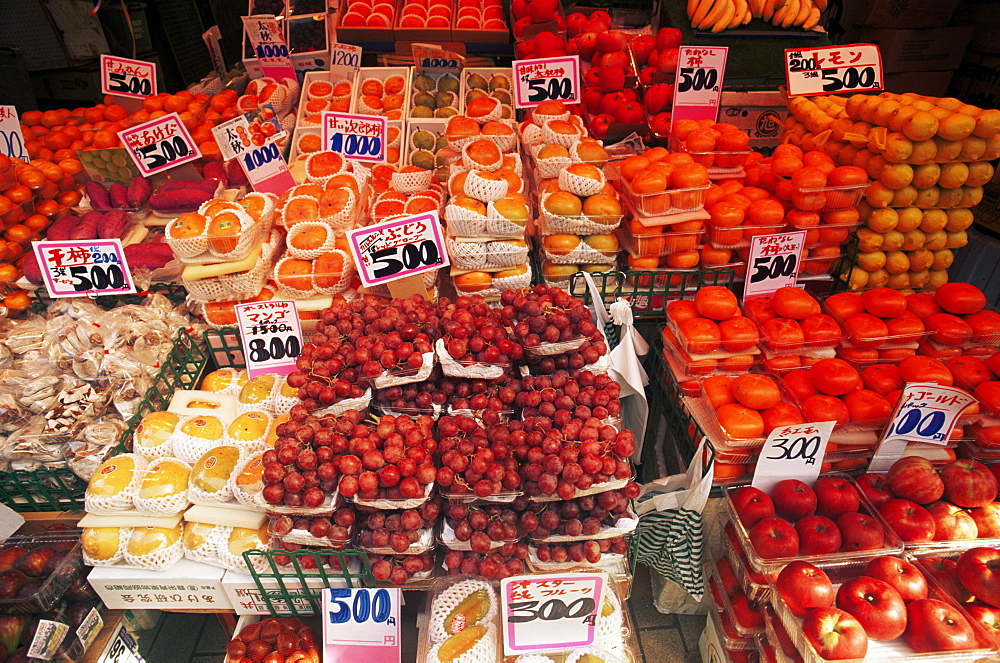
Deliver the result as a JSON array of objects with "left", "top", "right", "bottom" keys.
[
  {"left": 4, "top": 225, "right": 31, "bottom": 243},
  {"left": 631, "top": 169, "right": 666, "bottom": 194},
  {"left": 238, "top": 196, "right": 267, "bottom": 221},
  {"left": 314, "top": 252, "right": 346, "bottom": 289},
  {"left": 207, "top": 212, "right": 242, "bottom": 254},
  {"left": 333, "top": 82, "right": 352, "bottom": 97},
  {"left": 298, "top": 134, "right": 322, "bottom": 154},
  {"left": 24, "top": 214, "right": 49, "bottom": 232},
  {"left": 581, "top": 194, "right": 621, "bottom": 225},
  {"left": 565, "top": 163, "right": 602, "bottom": 183},
  {"left": 384, "top": 76, "right": 406, "bottom": 95},
  {"left": 361, "top": 79, "right": 384, "bottom": 97},
  {"left": 305, "top": 99, "right": 328, "bottom": 113},
  {"left": 292, "top": 183, "right": 324, "bottom": 199},
  {"left": 446, "top": 116, "right": 480, "bottom": 143},
  {"left": 534, "top": 100, "right": 567, "bottom": 116},
  {"left": 282, "top": 198, "right": 320, "bottom": 226},
  {"left": 405, "top": 197, "right": 436, "bottom": 214},
  {"left": 576, "top": 140, "right": 609, "bottom": 167},
  {"left": 454, "top": 272, "right": 492, "bottom": 293},
  {"left": 291, "top": 225, "right": 328, "bottom": 251},
  {"left": 326, "top": 174, "right": 359, "bottom": 196},
  {"left": 168, "top": 213, "right": 206, "bottom": 239},
  {"left": 543, "top": 191, "right": 582, "bottom": 217},
  {"left": 538, "top": 144, "right": 570, "bottom": 160},
  {"left": 374, "top": 198, "right": 404, "bottom": 218},
  {"left": 732, "top": 374, "right": 781, "bottom": 410},
  {"left": 277, "top": 259, "right": 313, "bottom": 291},
  {"left": 466, "top": 97, "right": 500, "bottom": 119},
  {"left": 482, "top": 121, "right": 514, "bottom": 138},
  {"left": 497, "top": 169, "right": 522, "bottom": 193},
  {"left": 308, "top": 152, "right": 344, "bottom": 178},
  {"left": 383, "top": 94, "right": 403, "bottom": 112},
  {"left": 619, "top": 155, "right": 649, "bottom": 182},
  {"left": 465, "top": 140, "right": 502, "bottom": 167},
  {"left": 0, "top": 264, "right": 19, "bottom": 282},
  {"left": 716, "top": 403, "right": 765, "bottom": 439},
  {"left": 319, "top": 188, "right": 351, "bottom": 217},
  {"left": 201, "top": 200, "right": 239, "bottom": 216},
  {"left": 309, "top": 81, "right": 334, "bottom": 97}
]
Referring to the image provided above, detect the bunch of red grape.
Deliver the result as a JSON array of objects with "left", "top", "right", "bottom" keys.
[
  {"left": 438, "top": 296, "right": 521, "bottom": 368},
  {"left": 519, "top": 486, "right": 639, "bottom": 539},
  {"left": 534, "top": 537, "right": 629, "bottom": 564},
  {"left": 514, "top": 370, "right": 622, "bottom": 422},
  {"left": 336, "top": 413, "right": 438, "bottom": 501},
  {"left": 271, "top": 507, "right": 356, "bottom": 543},
  {"left": 271, "top": 542, "right": 350, "bottom": 570},
  {"left": 443, "top": 542, "right": 529, "bottom": 579},
  {"left": 436, "top": 415, "right": 521, "bottom": 498},
  {"left": 357, "top": 500, "right": 441, "bottom": 553},
  {"left": 444, "top": 502, "right": 522, "bottom": 553},
  {"left": 369, "top": 552, "right": 435, "bottom": 585}
]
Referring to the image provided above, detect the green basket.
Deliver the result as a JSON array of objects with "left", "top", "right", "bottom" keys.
[
  {"left": 202, "top": 327, "right": 246, "bottom": 370},
  {"left": 570, "top": 267, "right": 737, "bottom": 321},
  {"left": 242, "top": 549, "right": 374, "bottom": 617},
  {"left": 0, "top": 467, "right": 88, "bottom": 512}
]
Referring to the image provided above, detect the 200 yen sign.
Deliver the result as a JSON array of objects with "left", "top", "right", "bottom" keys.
[
  {"left": 247, "top": 335, "right": 301, "bottom": 363},
  {"left": 328, "top": 133, "right": 381, "bottom": 157},
  {"left": 371, "top": 240, "right": 440, "bottom": 279},
  {"left": 327, "top": 588, "right": 393, "bottom": 624},
  {"left": 255, "top": 43, "right": 289, "bottom": 58},
  {"left": 107, "top": 72, "right": 152, "bottom": 96},
  {"left": 820, "top": 67, "right": 878, "bottom": 92},
  {"left": 765, "top": 435, "right": 822, "bottom": 465},
  {"left": 137, "top": 136, "right": 190, "bottom": 170},
  {"left": 750, "top": 254, "right": 797, "bottom": 283},
  {"left": 507, "top": 598, "right": 597, "bottom": 624},
  {"left": 242, "top": 143, "right": 280, "bottom": 172},
  {"left": 527, "top": 77, "right": 573, "bottom": 103},
  {"left": 677, "top": 67, "right": 719, "bottom": 93}
]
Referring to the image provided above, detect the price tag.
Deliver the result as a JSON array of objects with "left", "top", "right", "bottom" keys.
[
  {"left": 321, "top": 112, "right": 387, "bottom": 163},
  {"left": 347, "top": 212, "right": 449, "bottom": 288},
  {"left": 77, "top": 607, "right": 104, "bottom": 650},
  {"left": 243, "top": 14, "right": 297, "bottom": 81},
  {"left": 323, "top": 588, "right": 401, "bottom": 663},
  {"left": 0, "top": 105, "right": 25, "bottom": 160},
  {"left": 671, "top": 46, "right": 728, "bottom": 127},
  {"left": 870, "top": 383, "right": 976, "bottom": 471},
  {"left": 743, "top": 231, "right": 807, "bottom": 300},
  {"left": 27, "top": 619, "right": 69, "bottom": 660},
  {"left": 330, "top": 42, "right": 362, "bottom": 77},
  {"left": 212, "top": 113, "right": 294, "bottom": 195},
  {"left": 513, "top": 56, "right": 580, "bottom": 108},
  {"left": 501, "top": 573, "right": 606, "bottom": 654},
  {"left": 752, "top": 421, "right": 835, "bottom": 493},
  {"left": 98, "top": 624, "right": 143, "bottom": 663},
  {"left": 785, "top": 44, "right": 883, "bottom": 97},
  {"left": 412, "top": 43, "right": 465, "bottom": 74},
  {"left": 100, "top": 54, "right": 156, "bottom": 99},
  {"left": 234, "top": 300, "right": 304, "bottom": 378},
  {"left": 118, "top": 113, "right": 201, "bottom": 177},
  {"left": 202, "top": 26, "right": 228, "bottom": 81},
  {"left": 33, "top": 239, "right": 136, "bottom": 298}
]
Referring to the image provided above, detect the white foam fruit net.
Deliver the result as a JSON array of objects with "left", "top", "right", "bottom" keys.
[
  {"left": 132, "top": 457, "right": 192, "bottom": 516},
  {"left": 428, "top": 578, "right": 497, "bottom": 643},
  {"left": 85, "top": 454, "right": 149, "bottom": 514},
  {"left": 463, "top": 170, "right": 509, "bottom": 202},
  {"left": 287, "top": 221, "right": 336, "bottom": 259},
  {"left": 229, "top": 453, "right": 265, "bottom": 508},
  {"left": 182, "top": 522, "right": 231, "bottom": 566},
  {"left": 82, "top": 527, "right": 131, "bottom": 566},
  {"left": 123, "top": 529, "right": 185, "bottom": 571},
  {"left": 559, "top": 167, "right": 607, "bottom": 197}
]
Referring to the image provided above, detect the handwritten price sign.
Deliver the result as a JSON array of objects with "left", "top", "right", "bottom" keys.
[
  {"left": 243, "top": 14, "right": 297, "bottom": 81},
  {"left": 501, "top": 573, "right": 606, "bottom": 654},
  {"left": 321, "top": 112, "right": 387, "bottom": 163},
  {"left": 347, "top": 212, "right": 448, "bottom": 288},
  {"left": 330, "top": 42, "right": 361, "bottom": 75},
  {"left": 234, "top": 300, "right": 304, "bottom": 378},
  {"left": 118, "top": 113, "right": 201, "bottom": 176},
  {"left": 743, "top": 231, "right": 807, "bottom": 300},
  {"left": 32, "top": 240, "right": 136, "bottom": 298},
  {"left": 752, "top": 421, "right": 835, "bottom": 493},
  {"left": 323, "top": 588, "right": 400, "bottom": 663},
  {"left": 100, "top": 54, "right": 156, "bottom": 98},
  {"left": 671, "top": 46, "right": 728, "bottom": 126},
  {"left": 412, "top": 44, "right": 464, "bottom": 74},
  {"left": 212, "top": 113, "right": 293, "bottom": 195},
  {"left": 513, "top": 56, "right": 580, "bottom": 108},
  {"left": 785, "top": 44, "right": 883, "bottom": 97},
  {"left": 0, "top": 106, "right": 25, "bottom": 160}
]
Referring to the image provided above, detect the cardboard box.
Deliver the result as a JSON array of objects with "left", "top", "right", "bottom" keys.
[
  {"left": 861, "top": 0, "right": 960, "bottom": 29},
  {"left": 222, "top": 570, "right": 351, "bottom": 615},
  {"left": 857, "top": 26, "right": 976, "bottom": 73},
  {"left": 88, "top": 559, "right": 231, "bottom": 611},
  {"left": 718, "top": 90, "right": 787, "bottom": 151},
  {"left": 884, "top": 70, "right": 955, "bottom": 97}
]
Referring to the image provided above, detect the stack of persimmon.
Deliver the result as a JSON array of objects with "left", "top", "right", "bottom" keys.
[
  {"left": 744, "top": 286, "right": 844, "bottom": 373},
  {"left": 823, "top": 288, "right": 929, "bottom": 365},
  {"left": 663, "top": 286, "right": 760, "bottom": 376},
  {"left": 700, "top": 372, "right": 800, "bottom": 440},
  {"left": 670, "top": 119, "right": 752, "bottom": 169}
]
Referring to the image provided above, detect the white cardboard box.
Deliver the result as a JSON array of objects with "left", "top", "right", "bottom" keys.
[
  {"left": 223, "top": 569, "right": 351, "bottom": 615},
  {"left": 88, "top": 559, "right": 231, "bottom": 610}
]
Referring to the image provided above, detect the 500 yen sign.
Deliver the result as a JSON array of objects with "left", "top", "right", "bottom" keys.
[
  {"left": 327, "top": 588, "right": 394, "bottom": 624},
  {"left": 136, "top": 136, "right": 191, "bottom": 170},
  {"left": 678, "top": 67, "right": 719, "bottom": 92},
  {"left": 107, "top": 72, "right": 152, "bottom": 96},
  {"left": 821, "top": 66, "right": 878, "bottom": 92},
  {"left": 750, "top": 254, "right": 797, "bottom": 283},
  {"left": 371, "top": 240, "right": 440, "bottom": 279},
  {"left": 527, "top": 77, "right": 573, "bottom": 102}
]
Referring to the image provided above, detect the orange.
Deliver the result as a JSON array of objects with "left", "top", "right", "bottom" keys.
[
  {"left": 40, "top": 110, "right": 62, "bottom": 128},
  {"left": 238, "top": 195, "right": 267, "bottom": 220},
  {"left": 3, "top": 291, "right": 30, "bottom": 311},
  {"left": 732, "top": 374, "right": 781, "bottom": 410},
  {"left": 453, "top": 272, "right": 493, "bottom": 292},
  {"left": 143, "top": 96, "right": 165, "bottom": 113},
  {"left": 319, "top": 188, "right": 350, "bottom": 217},
  {"left": 298, "top": 134, "right": 322, "bottom": 153},
  {"left": 314, "top": 253, "right": 346, "bottom": 289},
  {"left": 92, "top": 130, "right": 119, "bottom": 149},
  {"left": 21, "top": 110, "right": 42, "bottom": 127},
  {"left": 0, "top": 264, "right": 18, "bottom": 282},
  {"left": 4, "top": 185, "right": 31, "bottom": 204},
  {"left": 326, "top": 174, "right": 359, "bottom": 196},
  {"left": 207, "top": 212, "right": 242, "bottom": 253},
  {"left": 199, "top": 141, "right": 221, "bottom": 161},
  {"left": 716, "top": 403, "right": 765, "bottom": 438},
  {"left": 619, "top": 156, "right": 650, "bottom": 181},
  {"left": 168, "top": 213, "right": 207, "bottom": 239},
  {"left": 308, "top": 152, "right": 344, "bottom": 178},
  {"left": 464, "top": 140, "right": 501, "bottom": 167},
  {"left": 4, "top": 225, "right": 32, "bottom": 243},
  {"left": 163, "top": 96, "right": 187, "bottom": 113},
  {"left": 103, "top": 105, "right": 127, "bottom": 122},
  {"left": 23, "top": 214, "right": 49, "bottom": 232},
  {"left": 282, "top": 198, "right": 319, "bottom": 226}
]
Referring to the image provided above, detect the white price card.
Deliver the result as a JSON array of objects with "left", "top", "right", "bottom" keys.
[
  {"left": 321, "top": 112, "right": 387, "bottom": 163},
  {"left": 412, "top": 43, "right": 465, "bottom": 74},
  {"left": 743, "top": 230, "right": 807, "bottom": 300},
  {"left": 0, "top": 105, "right": 25, "bottom": 160},
  {"left": 785, "top": 44, "right": 883, "bottom": 97},
  {"left": 212, "top": 114, "right": 293, "bottom": 195},
  {"left": 671, "top": 46, "right": 728, "bottom": 126},
  {"left": 243, "top": 14, "right": 297, "bottom": 81},
  {"left": 118, "top": 113, "right": 201, "bottom": 176},
  {"left": 752, "top": 421, "right": 836, "bottom": 493},
  {"left": 870, "top": 383, "right": 977, "bottom": 472},
  {"left": 33, "top": 239, "right": 136, "bottom": 298},
  {"left": 347, "top": 212, "right": 448, "bottom": 288},
  {"left": 234, "top": 300, "right": 304, "bottom": 378},
  {"left": 323, "top": 587, "right": 401, "bottom": 663},
  {"left": 330, "top": 42, "right": 362, "bottom": 76},
  {"left": 98, "top": 624, "right": 143, "bottom": 663},
  {"left": 27, "top": 619, "right": 69, "bottom": 660},
  {"left": 100, "top": 54, "right": 156, "bottom": 98},
  {"left": 513, "top": 56, "right": 580, "bottom": 108},
  {"left": 501, "top": 573, "right": 606, "bottom": 654},
  {"left": 77, "top": 607, "right": 104, "bottom": 650}
]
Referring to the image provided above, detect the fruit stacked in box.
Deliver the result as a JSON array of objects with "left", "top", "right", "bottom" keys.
[
  {"left": 784, "top": 93, "right": 1000, "bottom": 291},
  {"left": 225, "top": 616, "right": 320, "bottom": 663}
]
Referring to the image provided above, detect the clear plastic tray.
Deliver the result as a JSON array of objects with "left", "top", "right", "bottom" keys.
[
  {"left": 716, "top": 566, "right": 766, "bottom": 639},
  {"left": 267, "top": 512, "right": 355, "bottom": 549},
  {"left": 661, "top": 327, "right": 758, "bottom": 379},
  {"left": 706, "top": 223, "right": 787, "bottom": 250},
  {"left": 0, "top": 531, "right": 83, "bottom": 614},
  {"left": 618, "top": 224, "right": 704, "bottom": 258},
  {"left": 665, "top": 314, "right": 762, "bottom": 360},
  {"left": 743, "top": 297, "right": 844, "bottom": 353},
  {"left": 707, "top": 595, "right": 758, "bottom": 651},
  {"left": 822, "top": 295, "right": 934, "bottom": 349},
  {"left": 723, "top": 525, "right": 770, "bottom": 602},
  {"left": 776, "top": 372, "right": 889, "bottom": 431},
  {"left": 619, "top": 178, "right": 709, "bottom": 218}
]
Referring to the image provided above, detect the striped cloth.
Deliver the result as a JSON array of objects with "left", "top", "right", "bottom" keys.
[{"left": 633, "top": 507, "right": 706, "bottom": 600}]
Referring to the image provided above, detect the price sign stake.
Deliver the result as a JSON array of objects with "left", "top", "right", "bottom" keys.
[
  {"left": 501, "top": 573, "right": 606, "bottom": 654},
  {"left": 243, "top": 14, "right": 297, "bottom": 81},
  {"left": 212, "top": 113, "right": 294, "bottom": 195},
  {"left": 33, "top": 240, "right": 136, "bottom": 299},
  {"left": 321, "top": 112, "right": 387, "bottom": 163},
  {"left": 100, "top": 54, "right": 156, "bottom": 99},
  {"left": 234, "top": 300, "right": 304, "bottom": 378},
  {"left": 0, "top": 106, "right": 25, "bottom": 160},
  {"left": 785, "top": 44, "right": 883, "bottom": 97},
  {"left": 347, "top": 212, "right": 448, "bottom": 292},
  {"left": 752, "top": 421, "right": 836, "bottom": 493},
  {"left": 743, "top": 230, "right": 807, "bottom": 301},
  {"left": 671, "top": 46, "right": 728, "bottom": 128},
  {"left": 118, "top": 113, "right": 201, "bottom": 177},
  {"left": 869, "top": 383, "right": 976, "bottom": 472},
  {"left": 513, "top": 55, "right": 580, "bottom": 108},
  {"left": 323, "top": 587, "right": 401, "bottom": 663}
]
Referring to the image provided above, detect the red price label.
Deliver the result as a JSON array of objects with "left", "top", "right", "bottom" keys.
[
  {"left": 32, "top": 240, "right": 136, "bottom": 298},
  {"left": 118, "top": 113, "right": 201, "bottom": 176},
  {"left": 785, "top": 44, "right": 883, "bottom": 97},
  {"left": 347, "top": 212, "right": 449, "bottom": 288},
  {"left": 100, "top": 54, "right": 157, "bottom": 98}
]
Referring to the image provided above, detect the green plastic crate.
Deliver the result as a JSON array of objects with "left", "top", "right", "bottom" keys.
[
  {"left": 570, "top": 267, "right": 737, "bottom": 321},
  {"left": 242, "top": 549, "right": 375, "bottom": 617},
  {"left": 0, "top": 467, "right": 88, "bottom": 512},
  {"left": 203, "top": 327, "right": 246, "bottom": 370}
]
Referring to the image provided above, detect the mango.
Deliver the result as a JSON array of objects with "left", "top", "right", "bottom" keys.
[
  {"left": 437, "top": 625, "right": 486, "bottom": 662},
  {"left": 445, "top": 589, "right": 490, "bottom": 635}
]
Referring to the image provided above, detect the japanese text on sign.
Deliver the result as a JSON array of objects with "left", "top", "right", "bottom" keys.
[
  {"left": 752, "top": 421, "right": 835, "bottom": 493},
  {"left": 235, "top": 300, "right": 304, "bottom": 378},
  {"left": 33, "top": 240, "right": 136, "bottom": 298},
  {"left": 347, "top": 212, "right": 449, "bottom": 288},
  {"left": 243, "top": 15, "right": 297, "bottom": 81},
  {"left": 412, "top": 44, "right": 464, "bottom": 73},
  {"left": 330, "top": 42, "right": 361, "bottom": 74},
  {"left": 0, "top": 105, "right": 25, "bottom": 160},
  {"left": 513, "top": 56, "right": 580, "bottom": 108},
  {"left": 323, "top": 588, "right": 401, "bottom": 663},
  {"left": 100, "top": 54, "right": 156, "bottom": 98},
  {"left": 321, "top": 112, "right": 387, "bottom": 162},
  {"left": 743, "top": 230, "right": 807, "bottom": 300},
  {"left": 785, "top": 44, "right": 883, "bottom": 97},
  {"left": 671, "top": 46, "right": 728, "bottom": 127},
  {"left": 118, "top": 113, "right": 201, "bottom": 176},
  {"left": 501, "top": 573, "right": 606, "bottom": 653}
]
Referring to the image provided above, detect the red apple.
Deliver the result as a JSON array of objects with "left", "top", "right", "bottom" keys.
[
  {"left": 613, "top": 101, "right": 644, "bottom": 125},
  {"left": 730, "top": 591, "right": 765, "bottom": 630},
  {"left": 855, "top": 473, "right": 893, "bottom": 509},
  {"left": 927, "top": 501, "right": 979, "bottom": 541},
  {"left": 888, "top": 456, "right": 945, "bottom": 504},
  {"left": 575, "top": 32, "right": 598, "bottom": 60},
  {"left": 771, "top": 479, "right": 818, "bottom": 521},
  {"left": 649, "top": 111, "right": 671, "bottom": 137},
  {"left": 957, "top": 547, "right": 1000, "bottom": 607},
  {"left": 599, "top": 51, "right": 631, "bottom": 70},
  {"left": 643, "top": 82, "right": 674, "bottom": 115},
  {"left": 715, "top": 557, "right": 740, "bottom": 597},
  {"left": 923, "top": 557, "right": 974, "bottom": 603},
  {"left": 656, "top": 26, "right": 683, "bottom": 51},
  {"left": 514, "top": 38, "right": 536, "bottom": 59},
  {"left": 565, "top": 11, "right": 587, "bottom": 36},
  {"left": 657, "top": 48, "right": 679, "bottom": 74},
  {"left": 795, "top": 515, "right": 841, "bottom": 555},
  {"left": 729, "top": 485, "right": 775, "bottom": 528},
  {"left": 864, "top": 556, "right": 928, "bottom": 601},
  {"left": 588, "top": 114, "right": 613, "bottom": 140},
  {"left": 904, "top": 598, "right": 977, "bottom": 653},
  {"left": 748, "top": 516, "right": 798, "bottom": 559},
  {"left": 639, "top": 65, "right": 658, "bottom": 86},
  {"left": 775, "top": 560, "right": 834, "bottom": 617},
  {"left": 837, "top": 512, "right": 886, "bottom": 551},
  {"left": 802, "top": 607, "right": 868, "bottom": 659},
  {"left": 597, "top": 91, "right": 628, "bottom": 116},
  {"left": 629, "top": 35, "right": 656, "bottom": 67},
  {"left": 964, "top": 602, "right": 1000, "bottom": 645},
  {"left": 970, "top": 502, "right": 1000, "bottom": 538},
  {"left": 836, "top": 576, "right": 907, "bottom": 640},
  {"left": 581, "top": 85, "right": 603, "bottom": 115},
  {"left": 588, "top": 10, "right": 612, "bottom": 29},
  {"left": 814, "top": 476, "right": 861, "bottom": 519},
  {"left": 879, "top": 498, "right": 935, "bottom": 542},
  {"left": 941, "top": 459, "right": 999, "bottom": 508},
  {"left": 583, "top": 67, "right": 601, "bottom": 87},
  {"left": 595, "top": 30, "right": 627, "bottom": 54},
  {"left": 597, "top": 66, "right": 626, "bottom": 93}
]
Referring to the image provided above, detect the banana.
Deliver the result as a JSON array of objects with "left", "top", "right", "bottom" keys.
[
  {"left": 729, "top": 0, "right": 747, "bottom": 28},
  {"left": 813, "top": 0, "right": 827, "bottom": 9},
  {"left": 699, "top": 0, "right": 729, "bottom": 29},
  {"left": 688, "top": 0, "right": 700, "bottom": 19},
  {"left": 794, "top": 0, "right": 812, "bottom": 26},
  {"left": 712, "top": 0, "right": 737, "bottom": 31},
  {"left": 743, "top": 4, "right": 753, "bottom": 22},
  {"left": 780, "top": 0, "right": 800, "bottom": 27},
  {"left": 802, "top": 5, "right": 821, "bottom": 28},
  {"left": 748, "top": 0, "right": 763, "bottom": 17},
  {"left": 762, "top": 0, "right": 780, "bottom": 21},
  {"left": 772, "top": 0, "right": 790, "bottom": 25},
  {"left": 691, "top": 0, "right": 718, "bottom": 28}
]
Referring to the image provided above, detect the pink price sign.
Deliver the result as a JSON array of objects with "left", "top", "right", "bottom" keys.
[
  {"left": 323, "top": 588, "right": 400, "bottom": 663},
  {"left": 234, "top": 300, "right": 304, "bottom": 378},
  {"left": 743, "top": 230, "right": 807, "bottom": 300},
  {"left": 243, "top": 15, "right": 297, "bottom": 82},
  {"left": 100, "top": 54, "right": 156, "bottom": 98},
  {"left": 670, "top": 46, "right": 728, "bottom": 126},
  {"left": 32, "top": 240, "right": 136, "bottom": 298},
  {"left": 513, "top": 56, "right": 580, "bottom": 108},
  {"left": 347, "top": 212, "right": 448, "bottom": 288},
  {"left": 501, "top": 573, "right": 606, "bottom": 654},
  {"left": 321, "top": 112, "right": 387, "bottom": 163},
  {"left": 118, "top": 113, "right": 201, "bottom": 176},
  {"left": 785, "top": 44, "right": 883, "bottom": 97}
]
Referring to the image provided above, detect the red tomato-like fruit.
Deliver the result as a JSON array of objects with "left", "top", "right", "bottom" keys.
[
  {"left": 842, "top": 389, "right": 893, "bottom": 426},
  {"left": 678, "top": 317, "right": 721, "bottom": 353},
  {"left": 719, "top": 316, "right": 760, "bottom": 352},
  {"left": 861, "top": 364, "right": 904, "bottom": 396},
  {"left": 906, "top": 292, "right": 942, "bottom": 318},
  {"left": 934, "top": 282, "right": 986, "bottom": 315},
  {"left": 695, "top": 286, "right": 739, "bottom": 321},
  {"left": 667, "top": 299, "right": 699, "bottom": 325},
  {"left": 732, "top": 373, "right": 782, "bottom": 410},
  {"left": 783, "top": 370, "right": 819, "bottom": 401},
  {"left": 772, "top": 286, "right": 820, "bottom": 319},
  {"left": 800, "top": 313, "right": 842, "bottom": 347},
  {"left": 744, "top": 296, "right": 777, "bottom": 323},
  {"left": 809, "top": 358, "right": 862, "bottom": 396},
  {"left": 884, "top": 311, "right": 926, "bottom": 342},
  {"left": 965, "top": 310, "right": 1000, "bottom": 343},
  {"left": 862, "top": 288, "right": 907, "bottom": 318},
  {"left": 974, "top": 382, "right": 1000, "bottom": 416},
  {"left": 842, "top": 313, "right": 890, "bottom": 349},
  {"left": 924, "top": 313, "right": 973, "bottom": 346},
  {"left": 946, "top": 356, "right": 994, "bottom": 390},
  {"left": 761, "top": 401, "right": 806, "bottom": 434},
  {"left": 825, "top": 292, "right": 864, "bottom": 320},
  {"left": 800, "top": 394, "right": 851, "bottom": 427},
  {"left": 899, "top": 356, "right": 953, "bottom": 386},
  {"left": 762, "top": 317, "right": 805, "bottom": 350}
]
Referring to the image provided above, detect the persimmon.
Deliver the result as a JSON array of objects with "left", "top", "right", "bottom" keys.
[
  {"left": 678, "top": 317, "right": 721, "bottom": 354},
  {"left": 733, "top": 374, "right": 781, "bottom": 410},
  {"left": 703, "top": 375, "right": 735, "bottom": 409},
  {"left": 694, "top": 285, "right": 739, "bottom": 320},
  {"left": 716, "top": 403, "right": 765, "bottom": 438}
]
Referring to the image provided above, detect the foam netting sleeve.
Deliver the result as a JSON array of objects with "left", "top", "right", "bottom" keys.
[
  {"left": 445, "top": 204, "right": 490, "bottom": 237},
  {"left": 515, "top": 656, "right": 557, "bottom": 663},
  {"left": 470, "top": 98, "right": 504, "bottom": 124},
  {"left": 559, "top": 167, "right": 607, "bottom": 197},
  {"left": 455, "top": 264, "right": 533, "bottom": 300},
  {"left": 448, "top": 238, "right": 528, "bottom": 271},
  {"left": 277, "top": 194, "right": 318, "bottom": 229},
  {"left": 209, "top": 209, "right": 270, "bottom": 262},
  {"left": 481, "top": 129, "right": 517, "bottom": 153},
  {"left": 435, "top": 338, "right": 507, "bottom": 379},
  {"left": 321, "top": 190, "right": 358, "bottom": 229},
  {"left": 123, "top": 532, "right": 186, "bottom": 571},
  {"left": 595, "top": 588, "right": 627, "bottom": 653},
  {"left": 270, "top": 380, "right": 301, "bottom": 416},
  {"left": 533, "top": 151, "right": 573, "bottom": 179},
  {"left": 82, "top": 527, "right": 131, "bottom": 566},
  {"left": 272, "top": 255, "right": 316, "bottom": 298},
  {"left": 313, "top": 248, "right": 355, "bottom": 296},
  {"left": 304, "top": 151, "right": 348, "bottom": 184},
  {"left": 184, "top": 230, "right": 281, "bottom": 303},
  {"left": 133, "top": 426, "right": 177, "bottom": 460},
  {"left": 462, "top": 143, "right": 503, "bottom": 173},
  {"left": 391, "top": 168, "right": 435, "bottom": 193},
  {"left": 540, "top": 123, "right": 583, "bottom": 150},
  {"left": 485, "top": 203, "right": 528, "bottom": 238},
  {"left": 542, "top": 243, "right": 619, "bottom": 266},
  {"left": 427, "top": 578, "right": 498, "bottom": 643},
  {"left": 243, "top": 192, "right": 277, "bottom": 225},
  {"left": 426, "top": 626, "right": 497, "bottom": 663},
  {"left": 356, "top": 92, "right": 382, "bottom": 116},
  {"left": 132, "top": 458, "right": 192, "bottom": 516},
  {"left": 84, "top": 454, "right": 149, "bottom": 514},
  {"left": 182, "top": 522, "right": 231, "bottom": 566},
  {"left": 446, "top": 131, "right": 478, "bottom": 153},
  {"left": 566, "top": 647, "right": 625, "bottom": 663},
  {"left": 373, "top": 351, "right": 436, "bottom": 389},
  {"left": 187, "top": 448, "right": 241, "bottom": 504},
  {"left": 519, "top": 123, "right": 543, "bottom": 148},
  {"left": 533, "top": 110, "right": 571, "bottom": 126},
  {"left": 286, "top": 221, "right": 337, "bottom": 260},
  {"left": 462, "top": 170, "right": 509, "bottom": 202},
  {"left": 218, "top": 536, "right": 271, "bottom": 574},
  {"left": 225, "top": 422, "right": 271, "bottom": 457},
  {"left": 164, "top": 218, "right": 209, "bottom": 258},
  {"left": 170, "top": 426, "right": 227, "bottom": 465},
  {"left": 228, "top": 453, "right": 264, "bottom": 508}
]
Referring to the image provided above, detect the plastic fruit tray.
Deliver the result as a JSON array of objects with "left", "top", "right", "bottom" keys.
[
  {"left": 619, "top": 178, "right": 709, "bottom": 218},
  {"left": 0, "top": 531, "right": 84, "bottom": 614},
  {"left": 705, "top": 222, "right": 787, "bottom": 250}
]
